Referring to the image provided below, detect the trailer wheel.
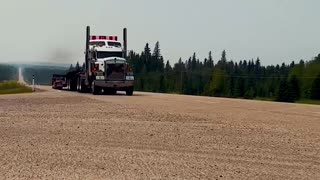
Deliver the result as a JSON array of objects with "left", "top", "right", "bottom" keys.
[
  {"left": 77, "top": 78, "right": 81, "bottom": 92},
  {"left": 77, "top": 79, "right": 86, "bottom": 93},
  {"left": 70, "top": 80, "right": 77, "bottom": 91},
  {"left": 80, "top": 80, "right": 87, "bottom": 93}
]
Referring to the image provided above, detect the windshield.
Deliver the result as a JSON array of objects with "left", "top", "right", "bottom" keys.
[
  {"left": 90, "top": 41, "right": 105, "bottom": 47},
  {"left": 107, "top": 42, "right": 122, "bottom": 47},
  {"left": 97, "top": 51, "right": 123, "bottom": 59}
]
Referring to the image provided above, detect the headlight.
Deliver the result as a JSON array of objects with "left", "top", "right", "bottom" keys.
[
  {"left": 126, "top": 76, "right": 134, "bottom": 80},
  {"left": 96, "top": 76, "right": 104, "bottom": 80}
]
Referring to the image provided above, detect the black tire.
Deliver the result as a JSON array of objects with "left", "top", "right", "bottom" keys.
[
  {"left": 81, "top": 81, "right": 89, "bottom": 93},
  {"left": 91, "top": 82, "right": 100, "bottom": 95},
  {"left": 126, "top": 87, "right": 133, "bottom": 96},
  {"left": 78, "top": 79, "right": 87, "bottom": 93},
  {"left": 70, "top": 80, "right": 77, "bottom": 91},
  {"left": 77, "top": 78, "right": 81, "bottom": 92}
]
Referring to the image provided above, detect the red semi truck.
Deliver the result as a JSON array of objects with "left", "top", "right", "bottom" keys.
[{"left": 51, "top": 74, "right": 66, "bottom": 90}]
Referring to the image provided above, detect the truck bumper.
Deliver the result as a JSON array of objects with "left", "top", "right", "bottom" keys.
[{"left": 94, "top": 80, "right": 134, "bottom": 90}]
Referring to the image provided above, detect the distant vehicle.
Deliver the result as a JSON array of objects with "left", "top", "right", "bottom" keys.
[
  {"left": 51, "top": 74, "right": 66, "bottom": 90},
  {"left": 52, "top": 26, "right": 134, "bottom": 95}
]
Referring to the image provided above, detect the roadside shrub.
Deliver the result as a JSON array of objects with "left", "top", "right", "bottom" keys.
[{"left": 0, "top": 81, "right": 32, "bottom": 95}]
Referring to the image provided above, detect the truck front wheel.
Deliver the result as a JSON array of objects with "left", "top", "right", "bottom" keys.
[
  {"left": 91, "top": 82, "right": 100, "bottom": 95},
  {"left": 126, "top": 87, "right": 133, "bottom": 96}
]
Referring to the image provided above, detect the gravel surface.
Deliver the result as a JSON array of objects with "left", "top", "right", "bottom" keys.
[{"left": 0, "top": 87, "right": 319, "bottom": 179}]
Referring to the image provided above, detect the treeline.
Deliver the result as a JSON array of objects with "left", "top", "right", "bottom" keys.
[
  {"left": 127, "top": 42, "right": 320, "bottom": 102},
  {"left": 0, "top": 64, "right": 18, "bottom": 82},
  {"left": 23, "top": 66, "right": 68, "bottom": 85}
]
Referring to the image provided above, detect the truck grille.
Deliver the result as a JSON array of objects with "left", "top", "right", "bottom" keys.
[{"left": 106, "top": 64, "right": 125, "bottom": 80}]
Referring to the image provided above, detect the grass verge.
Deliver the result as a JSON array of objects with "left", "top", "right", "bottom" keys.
[
  {"left": 0, "top": 81, "right": 33, "bottom": 95},
  {"left": 254, "top": 97, "right": 320, "bottom": 105},
  {"left": 254, "top": 97, "right": 275, "bottom": 102},
  {"left": 296, "top": 99, "right": 320, "bottom": 105}
]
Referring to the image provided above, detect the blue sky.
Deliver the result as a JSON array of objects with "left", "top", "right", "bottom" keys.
[{"left": 0, "top": 0, "right": 319, "bottom": 65}]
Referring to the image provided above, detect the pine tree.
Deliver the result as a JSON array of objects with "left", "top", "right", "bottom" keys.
[
  {"left": 217, "top": 50, "right": 227, "bottom": 70},
  {"left": 221, "top": 50, "right": 227, "bottom": 62},
  {"left": 75, "top": 62, "right": 80, "bottom": 70},
  {"left": 207, "top": 68, "right": 227, "bottom": 97},
  {"left": 187, "top": 57, "right": 192, "bottom": 71},
  {"left": 152, "top": 41, "right": 161, "bottom": 59},
  {"left": 276, "top": 80, "right": 294, "bottom": 102},
  {"left": 191, "top": 53, "right": 197, "bottom": 71},
  {"left": 144, "top": 43, "right": 151, "bottom": 57},
  {"left": 165, "top": 60, "right": 172, "bottom": 72},
  {"left": 204, "top": 58, "right": 208, "bottom": 67},
  {"left": 299, "top": 60, "right": 305, "bottom": 68},
  {"left": 290, "top": 61, "right": 295, "bottom": 68},
  {"left": 69, "top": 64, "right": 74, "bottom": 71},
  {"left": 289, "top": 75, "right": 300, "bottom": 100},
  {"left": 140, "top": 61, "right": 148, "bottom": 91},
  {"left": 152, "top": 41, "right": 163, "bottom": 72},
  {"left": 159, "top": 56, "right": 164, "bottom": 72},
  {"left": 159, "top": 75, "right": 166, "bottom": 93},
  {"left": 143, "top": 43, "right": 151, "bottom": 72},
  {"left": 230, "top": 77, "right": 235, "bottom": 97},
  {"left": 315, "top": 54, "right": 320, "bottom": 63},
  {"left": 255, "top": 57, "right": 261, "bottom": 69},
  {"left": 310, "top": 74, "right": 320, "bottom": 100},
  {"left": 244, "top": 87, "right": 255, "bottom": 99},
  {"left": 208, "top": 51, "right": 213, "bottom": 68}
]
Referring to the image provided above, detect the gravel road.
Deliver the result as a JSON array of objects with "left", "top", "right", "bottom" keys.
[{"left": 0, "top": 87, "right": 319, "bottom": 179}]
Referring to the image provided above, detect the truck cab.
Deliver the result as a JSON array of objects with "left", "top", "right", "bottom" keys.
[
  {"left": 89, "top": 36, "right": 123, "bottom": 58},
  {"left": 84, "top": 34, "right": 134, "bottom": 95},
  {"left": 56, "top": 26, "right": 134, "bottom": 95}
]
